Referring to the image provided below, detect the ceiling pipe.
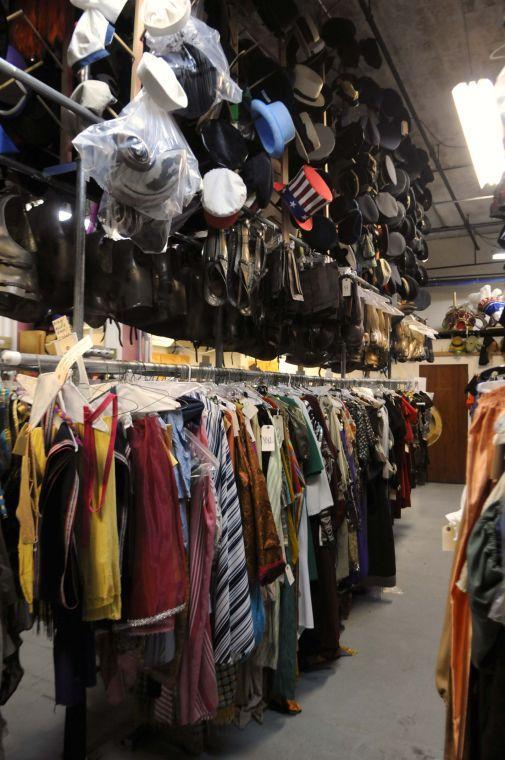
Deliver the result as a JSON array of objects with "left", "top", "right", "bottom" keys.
[{"left": 358, "top": 0, "right": 481, "bottom": 251}]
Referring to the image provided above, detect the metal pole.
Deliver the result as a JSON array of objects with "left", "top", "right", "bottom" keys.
[
  {"left": 0, "top": 155, "right": 77, "bottom": 197},
  {"left": 0, "top": 57, "right": 102, "bottom": 124},
  {"left": 72, "top": 159, "right": 87, "bottom": 339},
  {"left": 357, "top": 0, "right": 480, "bottom": 252},
  {"left": 214, "top": 307, "right": 225, "bottom": 368},
  {"left": 340, "top": 343, "right": 347, "bottom": 379}
]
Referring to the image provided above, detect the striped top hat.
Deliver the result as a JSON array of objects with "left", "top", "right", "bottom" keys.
[{"left": 274, "top": 165, "right": 332, "bottom": 231}]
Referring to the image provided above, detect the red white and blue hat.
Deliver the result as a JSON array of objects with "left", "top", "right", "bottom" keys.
[{"left": 274, "top": 165, "right": 333, "bottom": 231}]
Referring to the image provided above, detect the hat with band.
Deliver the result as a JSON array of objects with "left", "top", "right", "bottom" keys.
[
  {"left": 292, "top": 64, "right": 327, "bottom": 108},
  {"left": 274, "top": 165, "right": 333, "bottom": 231}
]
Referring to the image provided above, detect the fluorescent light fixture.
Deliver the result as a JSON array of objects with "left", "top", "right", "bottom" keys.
[
  {"left": 452, "top": 79, "right": 505, "bottom": 188},
  {"left": 492, "top": 251, "right": 505, "bottom": 260},
  {"left": 58, "top": 206, "right": 72, "bottom": 222}
]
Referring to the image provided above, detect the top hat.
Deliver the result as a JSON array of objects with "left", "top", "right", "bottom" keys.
[{"left": 274, "top": 165, "right": 333, "bottom": 231}]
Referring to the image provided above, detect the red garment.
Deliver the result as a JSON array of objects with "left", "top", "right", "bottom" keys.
[
  {"left": 401, "top": 396, "right": 418, "bottom": 445},
  {"left": 127, "top": 417, "right": 187, "bottom": 629}
]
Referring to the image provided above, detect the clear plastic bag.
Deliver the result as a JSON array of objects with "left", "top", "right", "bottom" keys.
[
  {"left": 98, "top": 193, "right": 170, "bottom": 253},
  {"left": 73, "top": 89, "right": 202, "bottom": 221},
  {"left": 145, "top": 16, "right": 241, "bottom": 117}
]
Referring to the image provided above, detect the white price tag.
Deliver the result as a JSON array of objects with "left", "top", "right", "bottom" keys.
[
  {"left": 273, "top": 416, "right": 284, "bottom": 445},
  {"left": 54, "top": 335, "right": 93, "bottom": 385},
  {"left": 285, "top": 564, "right": 295, "bottom": 586},
  {"left": 342, "top": 277, "right": 352, "bottom": 297},
  {"left": 52, "top": 316, "right": 72, "bottom": 341},
  {"left": 261, "top": 424, "right": 275, "bottom": 452}
]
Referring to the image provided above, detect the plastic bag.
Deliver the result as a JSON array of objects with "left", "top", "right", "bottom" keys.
[
  {"left": 98, "top": 193, "right": 170, "bottom": 253},
  {"left": 73, "top": 89, "right": 202, "bottom": 221},
  {"left": 145, "top": 16, "right": 241, "bottom": 117}
]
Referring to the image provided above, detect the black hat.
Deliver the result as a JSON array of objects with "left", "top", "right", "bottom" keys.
[
  {"left": 381, "top": 88, "right": 405, "bottom": 120},
  {"left": 167, "top": 44, "right": 218, "bottom": 120},
  {"left": 321, "top": 18, "right": 357, "bottom": 47},
  {"left": 357, "top": 193, "right": 379, "bottom": 224},
  {"left": 359, "top": 38, "right": 382, "bottom": 69},
  {"left": 384, "top": 167, "right": 410, "bottom": 198},
  {"left": 378, "top": 119, "right": 403, "bottom": 150},
  {"left": 337, "top": 202, "right": 363, "bottom": 245},
  {"left": 333, "top": 121, "right": 365, "bottom": 160},
  {"left": 290, "top": 13, "right": 327, "bottom": 65},
  {"left": 357, "top": 77, "right": 383, "bottom": 109},
  {"left": 396, "top": 247, "right": 417, "bottom": 275},
  {"left": 301, "top": 214, "right": 339, "bottom": 251},
  {"left": 337, "top": 37, "right": 361, "bottom": 68},
  {"left": 329, "top": 195, "right": 355, "bottom": 223},
  {"left": 241, "top": 151, "right": 273, "bottom": 209},
  {"left": 376, "top": 191, "right": 399, "bottom": 223},
  {"left": 398, "top": 274, "right": 419, "bottom": 300},
  {"left": 412, "top": 233, "right": 429, "bottom": 262},
  {"left": 385, "top": 231, "right": 406, "bottom": 259},
  {"left": 252, "top": 0, "right": 299, "bottom": 38},
  {"left": 414, "top": 264, "right": 429, "bottom": 287},
  {"left": 413, "top": 287, "right": 431, "bottom": 311},
  {"left": 201, "top": 120, "right": 249, "bottom": 170}
]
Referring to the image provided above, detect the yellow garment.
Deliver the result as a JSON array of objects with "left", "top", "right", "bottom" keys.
[
  {"left": 16, "top": 426, "right": 47, "bottom": 608},
  {"left": 78, "top": 420, "right": 121, "bottom": 621}
]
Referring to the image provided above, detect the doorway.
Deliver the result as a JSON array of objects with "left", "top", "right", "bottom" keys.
[{"left": 419, "top": 364, "right": 468, "bottom": 484}]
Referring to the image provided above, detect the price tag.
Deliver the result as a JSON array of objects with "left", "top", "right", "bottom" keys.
[
  {"left": 54, "top": 335, "right": 93, "bottom": 385},
  {"left": 261, "top": 424, "right": 275, "bottom": 452},
  {"left": 273, "top": 415, "right": 284, "bottom": 445},
  {"left": 442, "top": 524, "right": 456, "bottom": 552},
  {"left": 341, "top": 277, "right": 352, "bottom": 297},
  {"left": 285, "top": 564, "right": 295, "bottom": 586},
  {"left": 52, "top": 316, "right": 72, "bottom": 341}
]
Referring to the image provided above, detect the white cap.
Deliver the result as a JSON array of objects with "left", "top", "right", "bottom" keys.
[
  {"left": 137, "top": 52, "right": 188, "bottom": 112},
  {"left": 71, "top": 80, "right": 116, "bottom": 114},
  {"left": 202, "top": 168, "right": 247, "bottom": 218},
  {"left": 143, "top": 0, "right": 191, "bottom": 37},
  {"left": 67, "top": 9, "right": 112, "bottom": 68},
  {"left": 70, "top": 0, "right": 128, "bottom": 24}
]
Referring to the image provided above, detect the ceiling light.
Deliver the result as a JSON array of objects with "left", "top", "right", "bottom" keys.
[
  {"left": 492, "top": 251, "right": 505, "bottom": 260},
  {"left": 452, "top": 79, "right": 505, "bottom": 188}
]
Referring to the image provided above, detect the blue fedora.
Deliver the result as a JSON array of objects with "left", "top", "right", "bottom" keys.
[{"left": 251, "top": 99, "right": 295, "bottom": 159}]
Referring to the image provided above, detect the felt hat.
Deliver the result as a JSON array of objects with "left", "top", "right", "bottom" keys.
[
  {"left": 165, "top": 44, "right": 218, "bottom": 119},
  {"left": 413, "top": 287, "right": 431, "bottom": 311},
  {"left": 301, "top": 214, "right": 339, "bottom": 252},
  {"left": 201, "top": 119, "right": 249, "bottom": 170},
  {"left": 70, "top": 0, "right": 128, "bottom": 23},
  {"left": 333, "top": 243, "right": 358, "bottom": 269},
  {"left": 297, "top": 123, "right": 335, "bottom": 162},
  {"left": 143, "top": 0, "right": 191, "bottom": 37},
  {"left": 292, "top": 65, "right": 327, "bottom": 109},
  {"left": 385, "top": 230, "right": 406, "bottom": 259},
  {"left": 240, "top": 151, "right": 273, "bottom": 209},
  {"left": 359, "top": 38, "right": 382, "bottom": 69},
  {"left": 137, "top": 53, "right": 188, "bottom": 112},
  {"left": 70, "top": 79, "right": 116, "bottom": 114},
  {"left": 357, "top": 193, "right": 379, "bottom": 224},
  {"left": 67, "top": 9, "right": 114, "bottom": 68},
  {"left": 292, "top": 14, "right": 326, "bottom": 63},
  {"left": 398, "top": 274, "right": 419, "bottom": 300},
  {"left": 251, "top": 99, "right": 295, "bottom": 158},
  {"left": 252, "top": 0, "right": 299, "bottom": 39},
  {"left": 202, "top": 168, "right": 247, "bottom": 229},
  {"left": 274, "top": 165, "right": 333, "bottom": 231}
]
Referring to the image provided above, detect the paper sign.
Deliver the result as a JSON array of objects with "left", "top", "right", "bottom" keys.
[
  {"left": 261, "top": 425, "right": 275, "bottom": 452},
  {"left": 285, "top": 564, "right": 295, "bottom": 586},
  {"left": 442, "top": 524, "right": 456, "bottom": 552},
  {"left": 52, "top": 316, "right": 72, "bottom": 341},
  {"left": 342, "top": 278, "right": 352, "bottom": 297}
]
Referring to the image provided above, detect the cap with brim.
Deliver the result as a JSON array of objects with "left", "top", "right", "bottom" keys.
[
  {"left": 337, "top": 37, "right": 361, "bottom": 69},
  {"left": 414, "top": 263, "right": 429, "bottom": 287},
  {"left": 137, "top": 52, "right": 188, "bottom": 112},
  {"left": 418, "top": 185, "right": 433, "bottom": 211},
  {"left": 382, "top": 155, "right": 397, "bottom": 186},
  {"left": 378, "top": 119, "right": 402, "bottom": 150},
  {"left": 67, "top": 9, "right": 115, "bottom": 68},
  {"left": 202, "top": 168, "right": 247, "bottom": 229},
  {"left": 301, "top": 214, "right": 339, "bottom": 251},
  {"left": 413, "top": 288, "right": 431, "bottom": 311},
  {"left": 71, "top": 0, "right": 128, "bottom": 24},
  {"left": 70, "top": 79, "right": 116, "bottom": 114},
  {"left": 336, "top": 167, "right": 359, "bottom": 199},
  {"left": 385, "top": 230, "right": 406, "bottom": 259},
  {"left": 384, "top": 166, "right": 410, "bottom": 198},
  {"left": 376, "top": 191, "right": 398, "bottom": 222},
  {"left": 396, "top": 247, "right": 417, "bottom": 275},
  {"left": 297, "top": 123, "right": 335, "bottom": 162},
  {"left": 419, "top": 164, "right": 435, "bottom": 186},
  {"left": 419, "top": 215, "right": 432, "bottom": 235},
  {"left": 400, "top": 215, "right": 416, "bottom": 242},
  {"left": 387, "top": 201, "right": 407, "bottom": 229},
  {"left": 357, "top": 193, "right": 379, "bottom": 224},
  {"left": 412, "top": 233, "right": 429, "bottom": 262},
  {"left": 251, "top": 99, "right": 295, "bottom": 158},
  {"left": 240, "top": 152, "right": 273, "bottom": 209},
  {"left": 143, "top": 0, "right": 191, "bottom": 36},
  {"left": 201, "top": 119, "right": 249, "bottom": 170},
  {"left": 402, "top": 274, "right": 419, "bottom": 300}
]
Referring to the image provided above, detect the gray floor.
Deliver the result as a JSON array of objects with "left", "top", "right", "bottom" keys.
[{"left": 3, "top": 482, "right": 459, "bottom": 760}]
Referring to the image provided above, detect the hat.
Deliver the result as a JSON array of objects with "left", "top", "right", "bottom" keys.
[
  {"left": 297, "top": 112, "right": 322, "bottom": 154},
  {"left": 137, "top": 53, "right": 188, "bottom": 112},
  {"left": 240, "top": 152, "right": 273, "bottom": 209},
  {"left": 67, "top": 9, "right": 115, "bottom": 68},
  {"left": 292, "top": 65, "right": 327, "bottom": 108},
  {"left": 251, "top": 99, "right": 295, "bottom": 158},
  {"left": 357, "top": 193, "right": 379, "bottom": 224},
  {"left": 201, "top": 119, "right": 248, "bottom": 170},
  {"left": 321, "top": 17, "right": 357, "bottom": 46},
  {"left": 202, "top": 168, "right": 247, "bottom": 229},
  {"left": 329, "top": 195, "right": 356, "bottom": 223},
  {"left": 385, "top": 166, "right": 410, "bottom": 198},
  {"left": 398, "top": 274, "right": 419, "bottom": 300},
  {"left": 414, "top": 263, "right": 429, "bottom": 286},
  {"left": 337, "top": 202, "right": 363, "bottom": 245},
  {"left": 413, "top": 287, "right": 431, "bottom": 311},
  {"left": 292, "top": 14, "right": 326, "bottom": 63},
  {"left": 378, "top": 119, "right": 403, "bottom": 150},
  {"left": 70, "top": 79, "right": 116, "bottom": 114},
  {"left": 70, "top": 0, "right": 127, "bottom": 23},
  {"left": 274, "top": 165, "right": 333, "bottom": 231},
  {"left": 252, "top": 0, "right": 299, "bottom": 39},
  {"left": 163, "top": 44, "right": 217, "bottom": 119},
  {"left": 359, "top": 38, "right": 382, "bottom": 69},
  {"left": 427, "top": 407, "right": 442, "bottom": 446},
  {"left": 337, "top": 37, "right": 361, "bottom": 68},
  {"left": 301, "top": 214, "right": 339, "bottom": 251},
  {"left": 412, "top": 233, "right": 429, "bottom": 262},
  {"left": 333, "top": 121, "right": 365, "bottom": 160},
  {"left": 385, "top": 230, "right": 406, "bottom": 259},
  {"left": 334, "top": 74, "right": 359, "bottom": 106},
  {"left": 357, "top": 77, "right": 383, "bottom": 109},
  {"left": 297, "top": 123, "right": 335, "bottom": 162},
  {"left": 334, "top": 243, "right": 357, "bottom": 269},
  {"left": 381, "top": 88, "right": 405, "bottom": 119},
  {"left": 381, "top": 154, "right": 397, "bottom": 186},
  {"left": 376, "top": 192, "right": 398, "bottom": 222},
  {"left": 396, "top": 246, "right": 417, "bottom": 275},
  {"left": 376, "top": 257, "right": 392, "bottom": 286},
  {"left": 143, "top": 0, "right": 191, "bottom": 37}
]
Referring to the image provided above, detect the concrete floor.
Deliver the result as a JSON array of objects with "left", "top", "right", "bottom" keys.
[{"left": 2, "top": 482, "right": 459, "bottom": 760}]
